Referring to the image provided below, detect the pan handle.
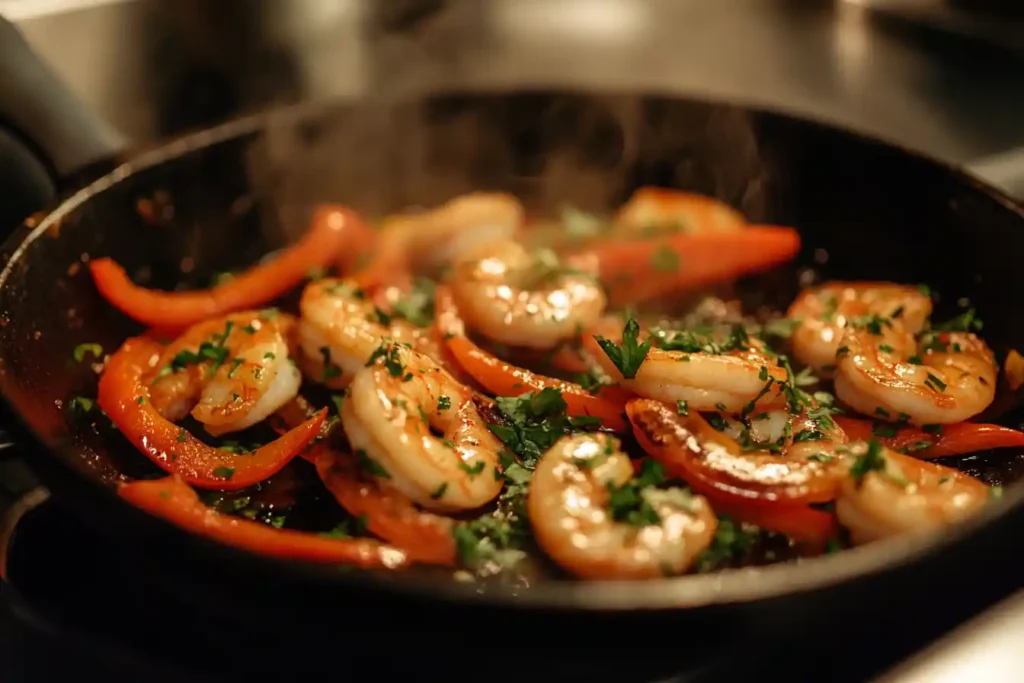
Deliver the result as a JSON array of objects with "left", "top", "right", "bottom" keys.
[{"left": 0, "top": 16, "right": 126, "bottom": 232}]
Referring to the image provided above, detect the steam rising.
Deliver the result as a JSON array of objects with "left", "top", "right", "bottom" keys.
[{"left": 247, "top": 92, "right": 768, "bottom": 236}]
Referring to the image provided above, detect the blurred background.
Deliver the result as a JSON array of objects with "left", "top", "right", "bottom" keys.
[{"left": 2, "top": 0, "right": 1024, "bottom": 176}]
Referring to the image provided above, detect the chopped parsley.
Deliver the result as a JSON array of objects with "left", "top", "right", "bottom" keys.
[
  {"left": 488, "top": 387, "right": 599, "bottom": 467},
  {"left": 458, "top": 460, "right": 485, "bottom": 477},
  {"left": 69, "top": 396, "right": 94, "bottom": 412},
  {"left": 391, "top": 277, "right": 436, "bottom": 328},
  {"left": 848, "top": 314, "right": 893, "bottom": 336},
  {"left": 932, "top": 308, "right": 983, "bottom": 333},
  {"left": 437, "top": 395, "right": 451, "bottom": 411},
  {"left": 651, "top": 323, "right": 749, "bottom": 356},
  {"left": 319, "top": 346, "right": 343, "bottom": 380},
  {"left": 365, "top": 341, "right": 406, "bottom": 377},
  {"left": 924, "top": 372, "right": 947, "bottom": 393},
  {"left": 606, "top": 459, "right": 666, "bottom": 526},
  {"left": 676, "top": 400, "right": 689, "bottom": 416},
  {"left": 706, "top": 413, "right": 728, "bottom": 431},
  {"left": 72, "top": 343, "right": 103, "bottom": 363},
  {"left": 165, "top": 320, "right": 234, "bottom": 377},
  {"left": 694, "top": 516, "right": 759, "bottom": 572},
  {"left": 794, "top": 430, "right": 825, "bottom": 443},
  {"left": 650, "top": 245, "right": 681, "bottom": 272},
  {"left": 212, "top": 466, "right": 234, "bottom": 480},
  {"left": 356, "top": 449, "right": 390, "bottom": 479},
  {"left": 431, "top": 482, "right": 448, "bottom": 500},
  {"left": 848, "top": 440, "right": 897, "bottom": 486},
  {"left": 594, "top": 317, "right": 651, "bottom": 379}
]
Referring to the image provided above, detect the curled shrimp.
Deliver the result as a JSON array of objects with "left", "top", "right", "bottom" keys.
[
  {"left": 787, "top": 282, "right": 931, "bottom": 377},
  {"left": 298, "top": 278, "right": 440, "bottom": 388},
  {"left": 148, "top": 310, "right": 301, "bottom": 436},
  {"left": 833, "top": 319, "right": 996, "bottom": 425},
  {"left": 370, "top": 192, "right": 524, "bottom": 280},
  {"left": 341, "top": 341, "right": 504, "bottom": 511},
  {"left": 450, "top": 239, "right": 606, "bottom": 350},
  {"left": 835, "top": 442, "right": 990, "bottom": 545},
  {"left": 528, "top": 433, "right": 717, "bottom": 579},
  {"left": 585, "top": 318, "right": 788, "bottom": 414},
  {"left": 313, "top": 447, "right": 457, "bottom": 565}
]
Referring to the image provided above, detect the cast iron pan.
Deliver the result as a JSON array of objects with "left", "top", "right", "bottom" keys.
[{"left": 1, "top": 15, "right": 1023, "bottom": 680}]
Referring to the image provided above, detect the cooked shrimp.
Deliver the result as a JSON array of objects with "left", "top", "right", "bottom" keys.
[
  {"left": 378, "top": 192, "right": 524, "bottom": 276},
  {"left": 341, "top": 341, "right": 504, "bottom": 511},
  {"left": 615, "top": 187, "right": 746, "bottom": 235},
  {"left": 833, "top": 322, "right": 997, "bottom": 425},
  {"left": 585, "top": 318, "right": 788, "bottom": 414},
  {"left": 298, "top": 278, "right": 441, "bottom": 388},
  {"left": 450, "top": 239, "right": 606, "bottom": 350},
  {"left": 787, "top": 282, "right": 931, "bottom": 377},
  {"left": 835, "top": 442, "right": 990, "bottom": 545},
  {"left": 313, "top": 447, "right": 457, "bottom": 565},
  {"left": 528, "top": 433, "right": 717, "bottom": 579},
  {"left": 148, "top": 310, "right": 301, "bottom": 436}
]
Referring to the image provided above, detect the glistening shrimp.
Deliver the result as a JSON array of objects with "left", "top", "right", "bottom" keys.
[
  {"left": 527, "top": 433, "right": 718, "bottom": 579},
  {"left": 787, "top": 282, "right": 931, "bottom": 378},
  {"left": 147, "top": 310, "right": 301, "bottom": 436},
  {"left": 832, "top": 311, "right": 997, "bottom": 425},
  {"left": 835, "top": 441, "right": 990, "bottom": 545},
  {"left": 450, "top": 240, "right": 607, "bottom": 350},
  {"left": 341, "top": 341, "right": 504, "bottom": 511},
  {"left": 298, "top": 278, "right": 441, "bottom": 388}
]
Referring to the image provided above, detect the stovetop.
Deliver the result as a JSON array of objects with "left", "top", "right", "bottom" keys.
[{"left": 1, "top": 477, "right": 1022, "bottom": 683}]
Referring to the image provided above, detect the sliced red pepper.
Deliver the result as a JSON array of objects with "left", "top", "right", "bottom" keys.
[
  {"left": 627, "top": 398, "right": 842, "bottom": 504},
  {"left": 693, "top": 485, "right": 836, "bottom": 551},
  {"left": 835, "top": 416, "right": 1024, "bottom": 459},
  {"left": 90, "top": 205, "right": 371, "bottom": 328},
  {"left": 567, "top": 225, "right": 801, "bottom": 307},
  {"left": 627, "top": 410, "right": 837, "bottom": 549},
  {"left": 119, "top": 476, "right": 408, "bottom": 568},
  {"left": 434, "top": 286, "right": 630, "bottom": 432},
  {"left": 313, "top": 448, "right": 457, "bottom": 566},
  {"left": 98, "top": 337, "right": 325, "bottom": 490}
]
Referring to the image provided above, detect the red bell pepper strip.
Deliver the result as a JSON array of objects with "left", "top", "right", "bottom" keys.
[
  {"left": 119, "top": 476, "right": 408, "bottom": 568},
  {"left": 626, "top": 398, "right": 842, "bottom": 504},
  {"left": 90, "top": 205, "right": 371, "bottom": 328},
  {"left": 313, "top": 448, "right": 457, "bottom": 566},
  {"left": 834, "top": 416, "right": 1024, "bottom": 459},
  {"left": 627, "top": 398, "right": 838, "bottom": 547},
  {"left": 434, "top": 286, "right": 630, "bottom": 432},
  {"left": 567, "top": 225, "right": 801, "bottom": 307},
  {"left": 98, "top": 337, "right": 325, "bottom": 490}
]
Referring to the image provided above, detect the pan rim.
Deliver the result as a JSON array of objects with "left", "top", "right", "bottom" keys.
[{"left": 2, "top": 88, "right": 1023, "bottom": 611}]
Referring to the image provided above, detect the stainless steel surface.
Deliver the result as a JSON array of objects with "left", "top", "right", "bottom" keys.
[
  {"left": 2, "top": 0, "right": 1023, "bottom": 168},
  {"left": 877, "top": 591, "right": 1024, "bottom": 682}
]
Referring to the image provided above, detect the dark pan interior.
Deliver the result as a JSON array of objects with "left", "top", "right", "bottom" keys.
[{"left": 2, "top": 90, "right": 1024, "bottom": 608}]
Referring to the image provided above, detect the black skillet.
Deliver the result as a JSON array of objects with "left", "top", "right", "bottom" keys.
[{"left": 1, "top": 15, "right": 1024, "bottom": 681}]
